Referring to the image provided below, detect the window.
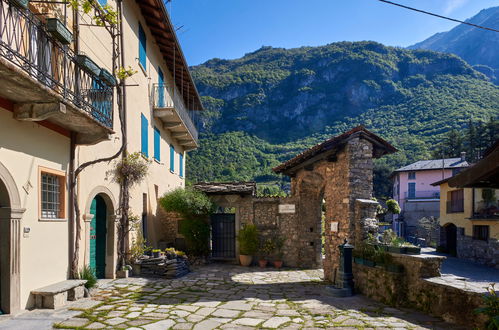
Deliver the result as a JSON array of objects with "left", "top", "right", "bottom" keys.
[
  {"left": 447, "top": 189, "right": 464, "bottom": 213},
  {"left": 138, "top": 23, "right": 147, "bottom": 70},
  {"left": 408, "top": 171, "right": 416, "bottom": 180},
  {"left": 170, "top": 145, "right": 175, "bottom": 172},
  {"left": 408, "top": 182, "right": 416, "bottom": 198},
  {"left": 141, "top": 114, "right": 148, "bottom": 157},
  {"left": 473, "top": 225, "right": 489, "bottom": 241},
  {"left": 40, "top": 168, "right": 66, "bottom": 219},
  {"left": 179, "top": 152, "right": 184, "bottom": 178},
  {"left": 153, "top": 127, "right": 160, "bottom": 161}
]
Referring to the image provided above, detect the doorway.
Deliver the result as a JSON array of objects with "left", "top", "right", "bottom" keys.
[
  {"left": 444, "top": 223, "right": 457, "bottom": 256},
  {"left": 90, "top": 195, "right": 107, "bottom": 278},
  {"left": 211, "top": 211, "right": 236, "bottom": 259},
  {"left": 0, "top": 178, "right": 10, "bottom": 313}
]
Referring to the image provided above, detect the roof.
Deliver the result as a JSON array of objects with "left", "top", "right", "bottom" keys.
[
  {"left": 394, "top": 158, "right": 469, "bottom": 172},
  {"left": 135, "top": 0, "right": 203, "bottom": 111},
  {"left": 448, "top": 140, "right": 499, "bottom": 189},
  {"left": 193, "top": 182, "right": 256, "bottom": 196},
  {"left": 431, "top": 177, "right": 451, "bottom": 186},
  {"left": 273, "top": 126, "right": 397, "bottom": 175}
]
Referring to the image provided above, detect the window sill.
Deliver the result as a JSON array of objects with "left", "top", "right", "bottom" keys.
[
  {"left": 138, "top": 62, "right": 147, "bottom": 77},
  {"left": 170, "top": 170, "right": 175, "bottom": 174},
  {"left": 154, "top": 158, "right": 161, "bottom": 164},
  {"left": 141, "top": 153, "right": 149, "bottom": 161},
  {"left": 39, "top": 218, "right": 67, "bottom": 222}
]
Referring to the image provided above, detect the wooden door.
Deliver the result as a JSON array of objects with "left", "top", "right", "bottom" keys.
[{"left": 89, "top": 195, "right": 107, "bottom": 278}]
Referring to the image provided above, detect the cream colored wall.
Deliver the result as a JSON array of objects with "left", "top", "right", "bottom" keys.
[
  {"left": 439, "top": 182, "right": 499, "bottom": 238},
  {"left": 0, "top": 109, "right": 70, "bottom": 308}
]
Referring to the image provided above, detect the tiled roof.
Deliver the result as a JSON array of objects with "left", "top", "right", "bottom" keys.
[
  {"left": 394, "top": 158, "right": 469, "bottom": 172},
  {"left": 193, "top": 182, "right": 256, "bottom": 195},
  {"left": 273, "top": 126, "right": 397, "bottom": 175}
]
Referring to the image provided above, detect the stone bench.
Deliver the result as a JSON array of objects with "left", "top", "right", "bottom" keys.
[{"left": 31, "top": 280, "right": 87, "bottom": 309}]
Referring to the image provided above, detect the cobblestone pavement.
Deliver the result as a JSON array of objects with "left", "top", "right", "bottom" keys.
[{"left": 45, "top": 264, "right": 464, "bottom": 329}]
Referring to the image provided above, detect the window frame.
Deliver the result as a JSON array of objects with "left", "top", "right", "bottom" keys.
[
  {"left": 472, "top": 225, "right": 489, "bottom": 241},
  {"left": 408, "top": 171, "right": 416, "bottom": 180},
  {"left": 38, "top": 167, "right": 67, "bottom": 221}
]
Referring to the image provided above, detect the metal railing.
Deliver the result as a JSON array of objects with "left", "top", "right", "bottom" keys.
[
  {"left": 446, "top": 200, "right": 464, "bottom": 213},
  {"left": 405, "top": 190, "right": 440, "bottom": 199},
  {"left": 0, "top": 0, "right": 113, "bottom": 128},
  {"left": 152, "top": 83, "right": 198, "bottom": 142}
]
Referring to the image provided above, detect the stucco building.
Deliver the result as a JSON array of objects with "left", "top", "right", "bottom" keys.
[
  {"left": 391, "top": 154, "right": 468, "bottom": 237},
  {"left": 0, "top": 0, "right": 202, "bottom": 313}
]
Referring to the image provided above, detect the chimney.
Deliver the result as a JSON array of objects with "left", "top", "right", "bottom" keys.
[{"left": 460, "top": 151, "right": 466, "bottom": 162}]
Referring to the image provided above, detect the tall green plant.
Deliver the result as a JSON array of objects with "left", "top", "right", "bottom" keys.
[
  {"left": 475, "top": 284, "right": 499, "bottom": 329},
  {"left": 79, "top": 265, "right": 97, "bottom": 289},
  {"left": 179, "top": 218, "right": 211, "bottom": 256},
  {"left": 237, "top": 224, "right": 259, "bottom": 255},
  {"left": 159, "top": 187, "right": 215, "bottom": 218}
]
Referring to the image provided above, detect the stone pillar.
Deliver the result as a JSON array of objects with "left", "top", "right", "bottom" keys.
[
  {"left": 0, "top": 207, "right": 25, "bottom": 314},
  {"left": 354, "top": 199, "right": 379, "bottom": 243},
  {"left": 83, "top": 213, "right": 94, "bottom": 267}
]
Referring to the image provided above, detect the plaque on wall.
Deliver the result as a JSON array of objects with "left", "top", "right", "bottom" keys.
[
  {"left": 278, "top": 204, "right": 295, "bottom": 214},
  {"left": 330, "top": 222, "right": 339, "bottom": 232}
]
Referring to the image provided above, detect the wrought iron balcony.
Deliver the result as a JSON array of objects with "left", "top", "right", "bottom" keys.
[
  {"left": 0, "top": 0, "right": 113, "bottom": 144},
  {"left": 404, "top": 190, "right": 440, "bottom": 200},
  {"left": 152, "top": 83, "right": 198, "bottom": 150}
]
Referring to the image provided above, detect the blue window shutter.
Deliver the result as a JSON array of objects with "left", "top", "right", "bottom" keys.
[
  {"left": 138, "top": 23, "right": 147, "bottom": 69},
  {"left": 179, "top": 153, "right": 184, "bottom": 177},
  {"left": 158, "top": 67, "right": 165, "bottom": 107},
  {"left": 98, "top": 0, "right": 107, "bottom": 6},
  {"left": 170, "top": 145, "right": 175, "bottom": 172},
  {"left": 154, "top": 127, "right": 160, "bottom": 161},
  {"left": 141, "top": 114, "right": 148, "bottom": 157}
]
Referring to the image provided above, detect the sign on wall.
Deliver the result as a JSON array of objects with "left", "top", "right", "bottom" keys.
[
  {"left": 330, "top": 222, "right": 339, "bottom": 233},
  {"left": 278, "top": 204, "right": 296, "bottom": 214}
]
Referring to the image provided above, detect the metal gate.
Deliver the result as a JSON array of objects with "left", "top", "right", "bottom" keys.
[{"left": 211, "top": 213, "right": 236, "bottom": 258}]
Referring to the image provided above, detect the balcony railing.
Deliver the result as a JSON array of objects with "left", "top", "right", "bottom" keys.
[
  {"left": 152, "top": 83, "right": 198, "bottom": 143},
  {"left": 405, "top": 190, "right": 440, "bottom": 200},
  {"left": 446, "top": 200, "right": 464, "bottom": 213},
  {"left": 472, "top": 201, "right": 499, "bottom": 220},
  {"left": 0, "top": 0, "right": 113, "bottom": 128}
]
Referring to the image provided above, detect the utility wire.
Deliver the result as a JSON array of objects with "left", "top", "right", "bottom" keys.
[{"left": 378, "top": 0, "right": 499, "bottom": 33}]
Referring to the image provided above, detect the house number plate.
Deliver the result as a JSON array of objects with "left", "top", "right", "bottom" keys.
[{"left": 279, "top": 204, "right": 295, "bottom": 214}]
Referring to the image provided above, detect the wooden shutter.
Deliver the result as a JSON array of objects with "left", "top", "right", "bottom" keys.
[
  {"left": 141, "top": 114, "right": 148, "bottom": 157},
  {"left": 170, "top": 145, "right": 175, "bottom": 172},
  {"left": 138, "top": 23, "right": 147, "bottom": 69},
  {"left": 154, "top": 127, "right": 160, "bottom": 161},
  {"left": 179, "top": 153, "right": 184, "bottom": 177}
]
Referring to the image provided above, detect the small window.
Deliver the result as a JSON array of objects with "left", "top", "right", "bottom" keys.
[
  {"left": 40, "top": 169, "right": 66, "bottom": 219},
  {"left": 179, "top": 152, "right": 184, "bottom": 178},
  {"left": 408, "top": 171, "right": 416, "bottom": 180},
  {"left": 138, "top": 23, "right": 147, "bottom": 70},
  {"left": 170, "top": 145, "right": 175, "bottom": 172},
  {"left": 153, "top": 127, "right": 160, "bottom": 161},
  {"left": 473, "top": 225, "right": 489, "bottom": 241},
  {"left": 141, "top": 114, "right": 148, "bottom": 157},
  {"left": 408, "top": 182, "right": 416, "bottom": 198},
  {"left": 447, "top": 189, "right": 464, "bottom": 213}
]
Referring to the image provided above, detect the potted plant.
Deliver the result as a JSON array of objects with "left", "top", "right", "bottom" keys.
[
  {"left": 237, "top": 224, "right": 259, "bottom": 266},
  {"left": 9, "top": 0, "right": 29, "bottom": 9},
  {"left": 46, "top": 18, "right": 73, "bottom": 45},
  {"left": 76, "top": 54, "right": 101, "bottom": 76},
  {"left": 99, "top": 68, "right": 117, "bottom": 87},
  {"left": 273, "top": 236, "right": 286, "bottom": 269},
  {"left": 258, "top": 239, "right": 275, "bottom": 268},
  {"left": 152, "top": 249, "right": 161, "bottom": 258},
  {"left": 144, "top": 246, "right": 152, "bottom": 257},
  {"left": 117, "top": 265, "right": 130, "bottom": 278}
]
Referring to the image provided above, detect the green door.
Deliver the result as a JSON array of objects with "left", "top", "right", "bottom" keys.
[{"left": 89, "top": 195, "right": 107, "bottom": 278}]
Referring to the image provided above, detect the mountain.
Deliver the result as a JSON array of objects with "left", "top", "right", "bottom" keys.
[
  {"left": 187, "top": 42, "right": 499, "bottom": 197},
  {"left": 409, "top": 6, "right": 499, "bottom": 84}
]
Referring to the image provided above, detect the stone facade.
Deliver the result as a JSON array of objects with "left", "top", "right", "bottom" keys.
[{"left": 457, "top": 232, "right": 499, "bottom": 269}]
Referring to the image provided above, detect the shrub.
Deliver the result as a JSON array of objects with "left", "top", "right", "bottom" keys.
[
  {"left": 237, "top": 224, "right": 259, "bottom": 255},
  {"left": 386, "top": 199, "right": 401, "bottom": 214},
  {"left": 474, "top": 284, "right": 499, "bottom": 329},
  {"left": 79, "top": 265, "right": 97, "bottom": 289},
  {"left": 159, "top": 187, "right": 215, "bottom": 218},
  {"left": 110, "top": 152, "right": 150, "bottom": 186},
  {"left": 179, "top": 218, "right": 211, "bottom": 256}
]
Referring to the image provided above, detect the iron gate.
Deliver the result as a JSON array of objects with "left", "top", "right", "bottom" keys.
[{"left": 211, "top": 213, "right": 236, "bottom": 258}]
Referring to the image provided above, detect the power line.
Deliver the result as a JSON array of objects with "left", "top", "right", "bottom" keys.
[{"left": 377, "top": 0, "right": 499, "bottom": 33}]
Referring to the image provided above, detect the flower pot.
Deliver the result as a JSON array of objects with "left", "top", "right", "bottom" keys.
[
  {"left": 76, "top": 54, "right": 100, "bottom": 76},
  {"left": 99, "top": 68, "right": 117, "bottom": 86},
  {"left": 273, "top": 260, "right": 283, "bottom": 269},
  {"left": 405, "top": 246, "right": 421, "bottom": 255},
  {"left": 387, "top": 246, "right": 406, "bottom": 254},
  {"left": 46, "top": 18, "right": 73, "bottom": 44},
  {"left": 152, "top": 251, "right": 161, "bottom": 258},
  {"left": 239, "top": 254, "right": 252, "bottom": 266},
  {"left": 258, "top": 260, "right": 267, "bottom": 268},
  {"left": 145, "top": 250, "right": 152, "bottom": 257},
  {"left": 116, "top": 269, "right": 129, "bottom": 278},
  {"left": 354, "top": 257, "right": 364, "bottom": 265},
  {"left": 9, "top": 0, "right": 29, "bottom": 9}
]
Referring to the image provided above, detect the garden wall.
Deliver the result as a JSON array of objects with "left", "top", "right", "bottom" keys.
[{"left": 353, "top": 253, "right": 488, "bottom": 328}]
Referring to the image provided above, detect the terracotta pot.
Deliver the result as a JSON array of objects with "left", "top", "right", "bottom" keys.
[
  {"left": 273, "top": 260, "right": 283, "bottom": 269},
  {"left": 239, "top": 255, "right": 252, "bottom": 266},
  {"left": 258, "top": 259, "right": 267, "bottom": 268}
]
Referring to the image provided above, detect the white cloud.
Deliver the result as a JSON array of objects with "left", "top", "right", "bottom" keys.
[{"left": 443, "top": 0, "right": 469, "bottom": 15}]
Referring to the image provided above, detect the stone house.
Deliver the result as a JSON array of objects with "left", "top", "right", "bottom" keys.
[
  {"left": 433, "top": 140, "right": 499, "bottom": 268},
  {"left": 391, "top": 154, "right": 468, "bottom": 237},
  {"left": 0, "top": 0, "right": 202, "bottom": 313}
]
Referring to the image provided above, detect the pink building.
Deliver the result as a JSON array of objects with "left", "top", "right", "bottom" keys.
[{"left": 392, "top": 153, "right": 468, "bottom": 236}]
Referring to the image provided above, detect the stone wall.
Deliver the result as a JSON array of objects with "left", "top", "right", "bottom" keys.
[
  {"left": 353, "top": 253, "right": 488, "bottom": 328},
  {"left": 457, "top": 232, "right": 499, "bottom": 269}
]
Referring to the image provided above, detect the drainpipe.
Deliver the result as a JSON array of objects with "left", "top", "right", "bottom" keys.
[{"left": 117, "top": 0, "right": 127, "bottom": 153}]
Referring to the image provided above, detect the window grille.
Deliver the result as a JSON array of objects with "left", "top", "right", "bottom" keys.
[{"left": 41, "top": 173, "right": 61, "bottom": 218}]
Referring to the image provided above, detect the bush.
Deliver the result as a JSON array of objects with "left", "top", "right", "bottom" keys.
[
  {"left": 79, "top": 265, "right": 97, "bottom": 289},
  {"left": 237, "top": 224, "right": 259, "bottom": 255},
  {"left": 159, "top": 187, "right": 215, "bottom": 218},
  {"left": 386, "top": 199, "right": 401, "bottom": 214},
  {"left": 474, "top": 284, "right": 499, "bottom": 329},
  {"left": 179, "top": 218, "right": 211, "bottom": 256}
]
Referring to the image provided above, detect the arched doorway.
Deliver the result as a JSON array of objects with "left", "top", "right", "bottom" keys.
[
  {"left": 444, "top": 223, "right": 457, "bottom": 256},
  {"left": 90, "top": 195, "right": 107, "bottom": 278},
  {"left": 0, "top": 178, "right": 10, "bottom": 313}
]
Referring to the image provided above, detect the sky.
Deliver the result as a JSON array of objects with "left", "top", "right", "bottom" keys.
[{"left": 166, "top": 0, "right": 499, "bottom": 66}]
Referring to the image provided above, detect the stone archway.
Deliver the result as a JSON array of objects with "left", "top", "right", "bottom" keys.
[
  {"left": 0, "top": 161, "right": 24, "bottom": 314},
  {"left": 85, "top": 187, "right": 117, "bottom": 279}
]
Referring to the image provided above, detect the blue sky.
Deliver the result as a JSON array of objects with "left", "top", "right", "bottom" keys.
[{"left": 166, "top": 0, "right": 499, "bottom": 66}]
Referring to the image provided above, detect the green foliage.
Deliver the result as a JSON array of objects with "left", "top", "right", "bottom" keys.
[
  {"left": 128, "top": 221, "right": 151, "bottom": 262},
  {"left": 111, "top": 152, "right": 150, "bottom": 187},
  {"left": 117, "top": 66, "right": 137, "bottom": 80},
  {"left": 79, "top": 265, "right": 97, "bottom": 289},
  {"left": 159, "top": 187, "right": 215, "bottom": 219},
  {"left": 237, "top": 224, "right": 259, "bottom": 255},
  {"left": 386, "top": 199, "right": 401, "bottom": 214},
  {"left": 259, "top": 239, "right": 276, "bottom": 258},
  {"left": 474, "top": 284, "right": 499, "bottom": 330},
  {"left": 274, "top": 236, "right": 286, "bottom": 259},
  {"left": 178, "top": 218, "right": 211, "bottom": 256}
]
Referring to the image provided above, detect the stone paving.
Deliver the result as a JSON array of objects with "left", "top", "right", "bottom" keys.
[{"left": 45, "top": 264, "right": 464, "bottom": 329}]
